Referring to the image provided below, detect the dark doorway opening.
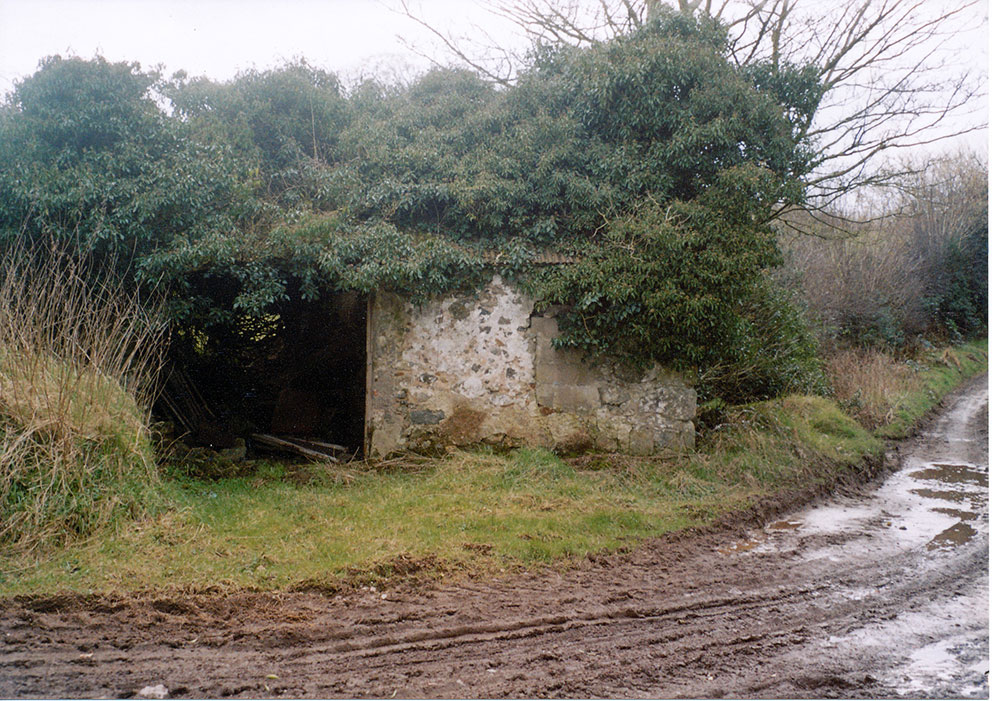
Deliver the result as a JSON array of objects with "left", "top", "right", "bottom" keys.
[
  {"left": 161, "top": 291, "right": 368, "bottom": 458},
  {"left": 264, "top": 292, "right": 367, "bottom": 452}
]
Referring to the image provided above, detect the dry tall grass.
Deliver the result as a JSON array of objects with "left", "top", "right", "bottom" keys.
[
  {"left": 0, "top": 241, "right": 168, "bottom": 551},
  {"left": 823, "top": 347, "right": 916, "bottom": 429}
]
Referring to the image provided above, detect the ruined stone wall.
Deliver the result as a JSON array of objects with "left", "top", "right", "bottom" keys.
[{"left": 366, "top": 276, "right": 695, "bottom": 457}]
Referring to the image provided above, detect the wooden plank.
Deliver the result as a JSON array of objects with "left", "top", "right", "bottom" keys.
[
  {"left": 251, "top": 433, "right": 340, "bottom": 463},
  {"left": 297, "top": 438, "right": 348, "bottom": 453}
]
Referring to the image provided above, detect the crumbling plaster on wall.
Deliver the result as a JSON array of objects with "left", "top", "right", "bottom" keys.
[{"left": 366, "top": 275, "right": 696, "bottom": 457}]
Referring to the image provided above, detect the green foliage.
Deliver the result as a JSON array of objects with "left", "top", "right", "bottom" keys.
[
  {"left": 528, "top": 171, "right": 824, "bottom": 401},
  {"left": 1, "top": 13, "right": 825, "bottom": 402},
  {"left": 330, "top": 16, "right": 816, "bottom": 245},
  {"left": 7, "top": 55, "right": 158, "bottom": 156},
  {"left": 928, "top": 208, "right": 988, "bottom": 339},
  {"left": 139, "top": 215, "right": 489, "bottom": 329},
  {"left": 838, "top": 303, "right": 905, "bottom": 349},
  {"left": 702, "top": 280, "right": 826, "bottom": 402},
  {"left": 0, "top": 56, "right": 252, "bottom": 270},
  {"left": 529, "top": 187, "right": 781, "bottom": 366},
  {"left": 164, "top": 60, "right": 348, "bottom": 208}
]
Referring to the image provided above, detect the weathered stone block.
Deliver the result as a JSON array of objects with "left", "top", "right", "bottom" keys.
[
  {"left": 545, "top": 413, "right": 593, "bottom": 454},
  {"left": 439, "top": 405, "right": 486, "bottom": 444},
  {"left": 653, "top": 422, "right": 695, "bottom": 450},
  {"left": 599, "top": 385, "right": 631, "bottom": 406},
  {"left": 679, "top": 389, "right": 698, "bottom": 421},
  {"left": 613, "top": 362, "right": 643, "bottom": 384},
  {"left": 537, "top": 384, "right": 600, "bottom": 412},
  {"left": 628, "top": 428, "right": 655, "bottom": 456},
  {"left": 535, "top": 382, "right": 554, "bottom": 407},
  {"left": 595, "top": 418, "right": 631, "bottom": 453},
  {"left": 638, "top": 386, "right": 697, "bottom": 421},
  {"left": 537, "top": 347, "right": 600, "bottom": 386},
  {"left": 409, "top": 409, "right": 445, "bottom": 425}
]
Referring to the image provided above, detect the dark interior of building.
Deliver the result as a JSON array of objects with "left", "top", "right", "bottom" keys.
[{"left": 159, "top": 291, "right": 368, "bottom": 458}]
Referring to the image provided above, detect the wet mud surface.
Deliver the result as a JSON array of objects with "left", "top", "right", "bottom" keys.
[{"left": 1, "top": 377, "right": 987, "bottom": 699}]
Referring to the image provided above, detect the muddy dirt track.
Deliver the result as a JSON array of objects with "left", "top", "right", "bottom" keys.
[{"left": 1, "top": 376, "right": 988, "bottom": 699}]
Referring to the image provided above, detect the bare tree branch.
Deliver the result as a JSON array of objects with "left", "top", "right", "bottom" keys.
[{"left": 394, "top": 0, "right": 516, "bottom": 85}]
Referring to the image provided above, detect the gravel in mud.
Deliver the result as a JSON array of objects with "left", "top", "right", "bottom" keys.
[{"left": 1, "top": 377, "right": 987, "bottom": 699}]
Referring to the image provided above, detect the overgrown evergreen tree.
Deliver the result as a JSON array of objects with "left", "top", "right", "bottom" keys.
[{"left": 0, "top": 14, "right": 829, "bottom": 401}]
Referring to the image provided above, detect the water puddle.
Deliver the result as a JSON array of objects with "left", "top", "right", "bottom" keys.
[
  {"left": 909, "top": 463, "right": 988, "bottom": 487},
  {"left": 717, "top": 537, "right": 765, "bottom": 555},
  {"left": 720, "top": 465, "right": 987, "bottom": 558},
  {"left": 767, "top": 519, "right": 803, "bottom": 531},
  {"left": 928, "top": 522, "right": 978, "bottom": 550},
  {"left": 911, "top": 487, "right": 972, "bottom": 503},
  {"left": 886, "top": 630, "right": 991, "bottom": 698},
  {"left": 932, "top": 507, "right": 978, "bottom": 520},
  {"left": 718, "top": 519, "right": 807, "bottom": 553},
  {"left": 906, "top": 460, "right": 987, "bottom": 540},
  {"left": 717, "top": 441, "right": 987, "bottom": 559}
]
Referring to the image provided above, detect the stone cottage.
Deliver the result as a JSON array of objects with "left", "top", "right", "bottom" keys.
[{"left": 362, "top": 275, "right": 696, "bottom": 457}]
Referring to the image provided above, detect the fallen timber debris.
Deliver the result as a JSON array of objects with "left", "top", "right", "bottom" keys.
[{"left": 251, "top": 433, "right": 343, "bottom": 463}]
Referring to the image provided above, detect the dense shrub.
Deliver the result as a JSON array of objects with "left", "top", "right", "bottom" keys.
[{"left": 927, "top": 208, "right": 988, "bottom": 340}]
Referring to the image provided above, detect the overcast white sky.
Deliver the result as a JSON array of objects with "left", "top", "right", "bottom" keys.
[
  {"left": 0, "top": 0, "right": 528, "bottom": 91},
  {"left": 0, "top": 0, "right": 987, "bottom": 156}
]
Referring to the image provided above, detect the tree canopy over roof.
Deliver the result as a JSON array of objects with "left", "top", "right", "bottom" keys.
[{"left": 1, "top": 10, "right": 826, "bottom": 398}]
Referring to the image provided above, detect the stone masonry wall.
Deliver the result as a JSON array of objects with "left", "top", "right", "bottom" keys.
[{"left": 366, "top": 275, "right": 695, "bottom": 457}]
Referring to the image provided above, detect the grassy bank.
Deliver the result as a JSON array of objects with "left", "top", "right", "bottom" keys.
[
  {"left": 0, "top": 244, "right": 167, "bottom": 555},
  {"left": 0, "top": 340, "right": 985, "bottom": 596}
]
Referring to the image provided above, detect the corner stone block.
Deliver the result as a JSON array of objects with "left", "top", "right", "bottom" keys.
[
  {"left": 638, "top": 387, "right": 697, "bottom": 422},
  {"left": 654, "top": 422, "right": 695, "bottom": 451},
  {"left": 546, "top": 412, "right": 593, "bottom": 453},
  {"left": 669, "top": 388, "right": 697, "bottom": 421},
  {"left": 628, "top": 428, "right": 655, "bottom": 456}
]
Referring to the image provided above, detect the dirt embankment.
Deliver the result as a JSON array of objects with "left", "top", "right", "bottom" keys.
[{"left": 1, "top": 376, "right": 987, "bottom": 699}]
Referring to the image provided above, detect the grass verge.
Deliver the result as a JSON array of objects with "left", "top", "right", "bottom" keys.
[{"left": 0, "top": 340, "right": 985, "bottom": 596}]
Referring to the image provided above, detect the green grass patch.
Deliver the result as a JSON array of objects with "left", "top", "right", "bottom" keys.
[{"left": 0, "top": 340, "right": 985, "bottom": 596}]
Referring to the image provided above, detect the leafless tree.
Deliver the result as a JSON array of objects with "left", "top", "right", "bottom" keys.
[
  {"left": 889, "top": 149, "right": 988, "bottom": 268},
  {"left": 783, "top": 150, "right": 986, "bottom": 341}
]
